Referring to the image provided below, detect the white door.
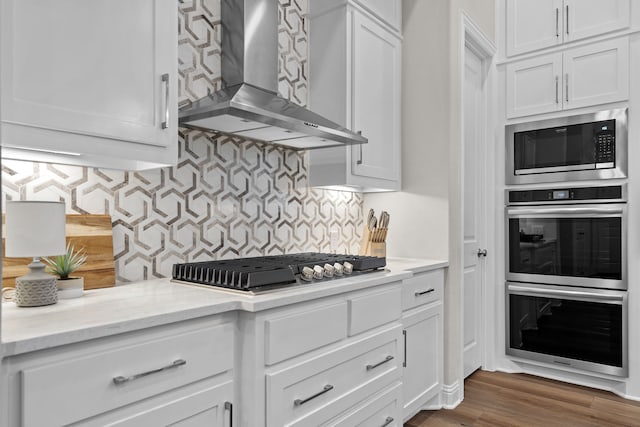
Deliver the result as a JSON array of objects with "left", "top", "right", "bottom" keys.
[
  {"left": 462, "top": 45, "right": 486, "bottom": 378},
  {"left": 564, "top": 0, "right": 630, "bottom": 43},
  {"left": 351, "top": 11, "right": 401, "bottom": 183},
  {"left": 506, "top": 0, "right": 562, "bottom": 56},
  {"left": 506, "top": 53, "right": 563, "bottom": 118}
]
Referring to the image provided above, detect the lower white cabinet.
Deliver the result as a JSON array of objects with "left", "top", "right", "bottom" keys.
[
  {"left": 506, "top": 37, "right": 629, "bottom": 118},
  {"left": 238, "top": 281, "right": 405, "bottom": 427},
  {"left": 4, "top": 316, "right": 235, "bottom": 427},
  {"left": 401, "top": 269, "right": 445, "bottom": 422}
]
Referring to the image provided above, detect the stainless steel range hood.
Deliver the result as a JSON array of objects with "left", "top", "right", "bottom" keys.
[{"left": 178, "top": 0, "right": 367, "bottom": 150}]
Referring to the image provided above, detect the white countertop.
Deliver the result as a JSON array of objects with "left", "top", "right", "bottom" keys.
[{"left": 1, "top": 258, "right": 447, "bottom": 357}]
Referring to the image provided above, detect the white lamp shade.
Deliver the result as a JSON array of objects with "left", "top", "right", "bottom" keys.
[{"left": 5, "top": 201, "right": 67, "bottom": 258}]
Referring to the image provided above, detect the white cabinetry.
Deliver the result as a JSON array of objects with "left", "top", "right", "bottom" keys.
[
  {"left": 506, "top": 0, "right": 630, "bottom": 56},
  {"left": 309, "top": 0, "right": 401, "bottom": 192},
  {"left": 0, "top": 0, "right": 178, "bottom": 170},
  {"left": 506, "top": 38, "right": 629, "bottom": 118},
  {"left": 238, "top": 282, "right": 403, "bottom": 427},
  {"left": 401, "top": 269, "right": 445, "bottom": 422},
  {"left": 4, "top": 317, "right": 234, "bottom": 427}
]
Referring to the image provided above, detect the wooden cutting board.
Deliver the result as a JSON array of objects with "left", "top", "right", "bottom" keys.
[{"left": 2, "top": 214, "right": 116, "bottom": 290}]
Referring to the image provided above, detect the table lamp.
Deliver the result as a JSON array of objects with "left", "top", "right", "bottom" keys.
[{"left": 5, "top": 201, "right": 67, "bottom": 307}]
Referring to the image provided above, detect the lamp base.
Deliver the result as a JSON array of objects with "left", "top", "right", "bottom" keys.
[{"left": 15, "top": 259, "right": 58, "bottom": 307}]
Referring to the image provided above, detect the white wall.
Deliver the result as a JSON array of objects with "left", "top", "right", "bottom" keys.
[
  {"left": 364, "top": 0, "right": 450, "bottom": 261},
  {"left": 365, "top": 0, "right": 495, "bottom": 404}
]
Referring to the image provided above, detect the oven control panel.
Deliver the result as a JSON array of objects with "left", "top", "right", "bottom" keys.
[
  {"left": 508, "top": 185, "right": 625, "bottom": 205},
  {"left": 595, "top": 129, "right": 615, "bottom": 164}
]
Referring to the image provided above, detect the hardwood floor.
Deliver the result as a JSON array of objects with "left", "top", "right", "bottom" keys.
[{"left": 405, "top": 370, "right": 640, "bottom": 427}]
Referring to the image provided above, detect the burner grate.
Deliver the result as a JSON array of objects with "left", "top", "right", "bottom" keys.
[{"left": 172, "top": 253, "right": 386, "bottom": 291}]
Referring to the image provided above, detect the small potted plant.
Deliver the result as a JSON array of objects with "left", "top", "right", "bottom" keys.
[{"left": 44, "top": 242, "right": 87, "bottom": 299}]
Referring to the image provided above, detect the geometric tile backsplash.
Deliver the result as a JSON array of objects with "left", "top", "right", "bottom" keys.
[{"left": 1, "top": 0, "right": 363, "bottom": 283}]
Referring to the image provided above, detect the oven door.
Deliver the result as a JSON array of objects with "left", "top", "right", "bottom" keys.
[
  {"left": 507, "top": 204, "right": 626, "bottom": 290},
  {"left": 507, "top": 282, "right": 627, "bottom": 377}
]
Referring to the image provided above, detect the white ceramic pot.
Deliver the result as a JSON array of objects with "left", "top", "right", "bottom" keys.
[{"left": 57, "top": 277, "right": 84, "bottom": 299}]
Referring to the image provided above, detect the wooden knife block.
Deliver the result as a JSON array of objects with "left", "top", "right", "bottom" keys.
[{"left": 359, "top": 227, "right": 388, "bottom": 257}]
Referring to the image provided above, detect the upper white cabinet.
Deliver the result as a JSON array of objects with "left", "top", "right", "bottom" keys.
[
  {"left": 506, "top": 38, "right": 629, "bottom": 118},
  {"left": 1, "top": 0, "right": 178, "bottom": 170},
  {"left": 309, "top": 0, "right": 402, "bottom": 192},
  {"left": 506, "top": 0, "right": 630, "bottom": 56}
]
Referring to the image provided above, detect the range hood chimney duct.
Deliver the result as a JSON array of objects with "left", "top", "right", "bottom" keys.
[{"left": 178, "top": 0, "right": 367, "bottom": 150}]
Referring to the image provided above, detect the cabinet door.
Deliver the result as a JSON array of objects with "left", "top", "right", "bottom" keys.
[
  {"left": 106, "top": 382, "right": 233, "bottom": 427},
  {"left": 506, "top": 0, "right": 562, "bottom": 56},
  {"left": 563, "top": 38, "right": 629, "bottom": 110},
  {"left": 351, "top": 11, "right": 401, "bottom": 183},
  {"left": 402, "top": 303, "right": 442, "bottom": 421},
  {"left": 506, "top": 53, "right": 563, "bottom": 118},
  {"left": 1, "top": 0, "right": 177, "bottom": 148},
  {"left": 564, "top": 0, "right": 630, "bottom": 43}
]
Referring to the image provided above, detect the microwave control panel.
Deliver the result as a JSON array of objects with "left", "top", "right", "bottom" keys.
[{"left": 595, "top": 127, "right": 615, "bottom": 164}]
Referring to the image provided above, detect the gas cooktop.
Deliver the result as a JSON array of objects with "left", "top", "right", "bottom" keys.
[{"left": 171, "top": 252, "right": 386, "bottom": 293}]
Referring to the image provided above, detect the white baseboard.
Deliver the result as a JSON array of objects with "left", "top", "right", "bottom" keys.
[{"left": 441, "top": 381, "right": 462, "bottom": 409}]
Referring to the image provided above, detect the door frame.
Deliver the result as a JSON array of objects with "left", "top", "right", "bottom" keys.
[{"left": 460, "top": 14, "right": 497, "bottom": 378}]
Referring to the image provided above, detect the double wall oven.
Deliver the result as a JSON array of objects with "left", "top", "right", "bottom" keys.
[
  {"left": 505, "top": 110, "right": 629, "bottom": 377},
  {"left": 506, "top": 185, "right": 627, "bottom": 376}
]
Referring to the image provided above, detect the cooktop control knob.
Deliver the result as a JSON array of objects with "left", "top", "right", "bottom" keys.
[
  {"left": 313, "top": 265, "right": 324, "bottom": 279},
  {"left": 301, "top": 266, "right": 314, "bottom": 282},
  {"left": 323, "top": 263, "right": 335, "bottom": 277},
  {"left": 343, "top": 261, "right": 353, "bottom": 274},
  {"left": 333, "top": 263, "right": 344, "bottom": 276}
]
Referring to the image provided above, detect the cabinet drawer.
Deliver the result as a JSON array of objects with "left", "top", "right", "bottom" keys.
[
  {"left": 349, "top": 286, "right": 401, "bottom": 335},
  {"left": 402, "top": 269, "right": 444, "bottom": 311},
  {"left": 21, "top": 323, "right": 233, "bottom": 427},
  {"left": 327, "top": 382, "right": 402, "bottom": 427},
  {"left": 265, "top": 301, "right": 348, "bottom": 365},
  {"left": 266, "top": 325, "right": 402, "bottom": 427}
]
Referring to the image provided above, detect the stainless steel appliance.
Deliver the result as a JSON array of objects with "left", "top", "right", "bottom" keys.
[
  {"left": 507, "top": 185, "right": 626, "bottom": 290},
  {"left": 506, "top": 109, "right": 627, "bottom": 184},
  {"left": 172, "top": 253, "right": 386, "bottom": 293},
  {"left": 507, "top": 282, "right": 627, "bottom": 377},
  {"left": 178, "top": 0, "right": 367, "bottom": 150},
  {"left": 506, "top": 185, "right": 628, "bottom": 376}
]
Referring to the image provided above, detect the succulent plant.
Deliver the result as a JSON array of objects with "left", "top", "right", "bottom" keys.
[{"left": 44, "top": 242, "right": 87, "bottom": 280}]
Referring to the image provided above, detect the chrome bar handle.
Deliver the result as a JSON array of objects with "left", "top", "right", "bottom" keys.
[
  {"left": 402, "top": 330, "right": 407, "bottom": 367},
  {"left": 565, "top": 73, "right": 569, "bottom": 103},
  {"left": 555, "top": 76, "right": 559, "bottom": 104},
  {"left": 415, "top": 288, "right": 435, "bottom": 297},
  {"left": 356, "top": 130, "right": 363, "bottom": 165},
  {"left": 555, "top": 8, "right": 559, "bottom": 38},
  {"left": 366, "top": 355, "right": 394, "bottom": 371},
  {"left": 113, "top": 359, "right": 186, "bottom": 385},
  {"left": 508, "top": 284, "right": 625, "bottom": 302},
  {"left": 225, "top": 402, "right": 233, "bottom": 427},
  {"left": 381, "top": 416, "right": 394, "bottom": 427},
  {"left": 161, "top": 73, "right": 170, "bottom": 129},
  {"left": 566, "top": 5, "right": 569, "bottom": 35},
  {"left": 293, "top": 384, "right": 334, "bottom": 406}
]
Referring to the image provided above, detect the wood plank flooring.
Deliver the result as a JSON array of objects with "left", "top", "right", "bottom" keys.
[{"left": 405, "top": 370, "right": 640, "bottom": 427}]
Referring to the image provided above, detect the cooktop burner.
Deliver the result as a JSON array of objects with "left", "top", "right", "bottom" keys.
[{"left": 171, "top": 252, "right": 386, "bottom": 293}]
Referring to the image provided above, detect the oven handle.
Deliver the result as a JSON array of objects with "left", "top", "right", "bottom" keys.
[
  {"left": 508, "top": 284, "right": 625, "bottom": 302},
  {"left": 507, "top": 206, "right": 624, "bottom": 216}
]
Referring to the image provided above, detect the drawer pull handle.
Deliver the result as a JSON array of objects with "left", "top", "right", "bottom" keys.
[
  {"left": 293, "top": 384, "right": 334, "bottom": 406},
  {"left": 382, "top": 416, "right": 394, "bottom": 427},
  {"left": 366, "top": 355, "right": 394, "bottom": 371},
  {"left": 161, "top": 73, "right": 170, "bottom": 129},
  {"left": 415, "top": 288, "right": 435, "bottom": 297},
  {"left": 112, "top": 359, "right": 186, "bottom": 385}
]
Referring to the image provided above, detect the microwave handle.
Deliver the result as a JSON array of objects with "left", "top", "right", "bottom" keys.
[
  {"left": 508, "top": 284, "right": 624, "bottom": 303},
  {"left": 508, "top": 206, "right": 624, "bottom": 216}
]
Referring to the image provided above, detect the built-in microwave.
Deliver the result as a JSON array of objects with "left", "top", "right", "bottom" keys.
[{"left": 506, "top": 109, "right": 627, "bottom": 185}]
